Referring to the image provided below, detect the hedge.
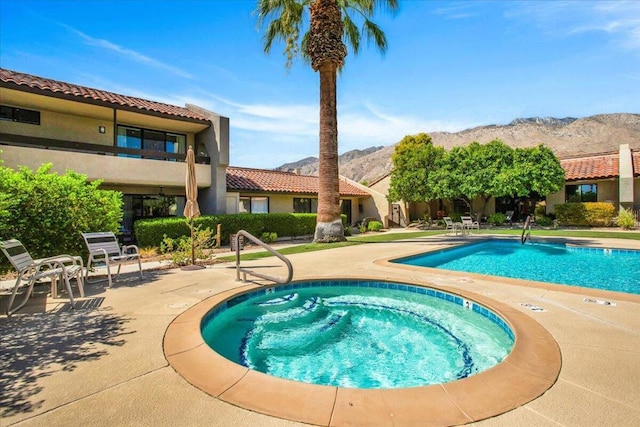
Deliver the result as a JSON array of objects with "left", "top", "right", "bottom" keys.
[
  {"left": 133, "top": 213, "right": 347, "bottom": 248},
  {"left": 0, "top": 164, "right": 122, "bottom": 262},
  {"left": 554, "top": 202, "right": 616, "bottom": 227}
]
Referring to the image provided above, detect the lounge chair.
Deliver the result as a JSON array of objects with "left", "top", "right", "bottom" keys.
[
  {"left": 461, "top": 216, "right": 480, "bottom": 234},
  {"left": 505, "top": 210, "right": 514, "bottom": 225},
  {"left": 1, "top": 239, "right": 85, "bottom": 316},
  {"left": 443, "top": 216, "right": 463, "bottom": 235},
  {"left": 82, "top": 232, "right": 142, "bottom": 287}
]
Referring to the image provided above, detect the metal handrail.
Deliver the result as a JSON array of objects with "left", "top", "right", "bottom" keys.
[
  {"left": 234, "top": 230, "right": 293, "bottom": 284},
  {"left": 521, "top": 215, "right": 532, "bottom": 244}
]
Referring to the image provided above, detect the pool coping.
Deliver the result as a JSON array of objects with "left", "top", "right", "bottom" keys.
[
  {"left": 377, "top": 236, "right": 640, "bottom": 304},
  {"left": 164, "top": 276, "right": 561, "bottom": 426}
]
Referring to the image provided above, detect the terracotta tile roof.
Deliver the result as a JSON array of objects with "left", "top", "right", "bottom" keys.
[
  {"left": 0, "top": 68, "right": 210, "bottom": 122},
  {"left": 560, "top": 153, "right": 619, "bottom": 181},
  {"left": 226, "top": 166, "right": 370, "bottom": 197},
  {"left": 633, "top": 151, "right": 640, "bottom": 177}
]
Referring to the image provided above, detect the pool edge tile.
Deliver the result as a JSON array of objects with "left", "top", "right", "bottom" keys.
[{"left": 220, "top": 370, "right": 336, "bottom": 426}]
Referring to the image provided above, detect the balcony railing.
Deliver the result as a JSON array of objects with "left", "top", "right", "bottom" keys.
[{"left": 0, "top": 132, "right": 211, "bottom": 164}]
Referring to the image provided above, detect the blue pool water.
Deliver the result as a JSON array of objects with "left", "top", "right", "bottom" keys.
[
  {"left": 201, "top": 281, "right": 514, "bottom": 389},
  {"left": 393, "top": 240, "right": 640, "bottom": 295}
]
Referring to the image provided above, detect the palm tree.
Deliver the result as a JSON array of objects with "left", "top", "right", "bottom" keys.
[{"left": 257, "top": 0, "right": 398, "bottom": 242}]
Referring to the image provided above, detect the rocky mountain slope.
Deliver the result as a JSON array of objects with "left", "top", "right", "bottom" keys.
[{"left": 276, "top": 113, "right": 640, "bottom": 184}]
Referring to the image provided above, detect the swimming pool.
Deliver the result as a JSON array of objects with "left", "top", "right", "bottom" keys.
[
  {"left": 201, "top": 280, "right": 514, "bottom": 389},
  {"left": 393, "top": 239, "right": 640, "bottom": 295}
]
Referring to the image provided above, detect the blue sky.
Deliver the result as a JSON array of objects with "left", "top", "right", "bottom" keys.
[{"left": 1, "top": 1, "right": 639, "bottom": 169}]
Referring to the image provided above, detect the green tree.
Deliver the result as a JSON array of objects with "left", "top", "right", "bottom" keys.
[
  {"left": 0, "top": 164, "right": 122, "bottom": 261},
  {"left": 257, "top": 0, "right": 398, "bottom": 242},
  {"left": 388, "top": 133, "right": 445, "bottom": 218},
  {"left": 509, "top": 144, "right": 566, "bottom": 214},
  {"left": 448, "top": 140, "right": 516, "bottom": 217}
]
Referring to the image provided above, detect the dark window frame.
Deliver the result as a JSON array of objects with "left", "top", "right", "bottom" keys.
[
  {"left": 240, "top": 196, "right": 270, "bottom": 213},
  {"left": 116, "top": 125, "right": 186, "bottom": 160},
  {"left": 0, "top": 105, "right": 41, "bottom": 125},
  {"left": 566, "top": 183, "right": 598, "bottom": 202},
  {"left": 293, "top": 197, "right": 318, "bottom": 213}
]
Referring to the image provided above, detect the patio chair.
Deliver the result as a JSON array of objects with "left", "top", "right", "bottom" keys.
[
  {"left": 82, "top": 232, "right": 142, "bottom": 287},
  {"left": 1, "top": 239, "right": 85, "bottom": 316},
  {"left": 461, "top": 215, "right": 480, "bottom": 234},
  {"left": 443, "top": 217, "right": 463, "bottom": 235},
  {"left": 505, "top": 210, "right": 514, "bottom": 225}
]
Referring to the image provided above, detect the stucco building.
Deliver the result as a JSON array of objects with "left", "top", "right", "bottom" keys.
[{"left": 1, "top": 68, "right": 381, "bottom": 233}]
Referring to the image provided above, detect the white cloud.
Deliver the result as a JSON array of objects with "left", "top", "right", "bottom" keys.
[
  {"left": 338, "top": 103, "right": 475, "bottom": 150},
  {"left": 430, "top": 1, "right": 483, "bottom": 20},
  {"left": 61, "top": 24, "right": 195, "bottom": 79},
  {"left": 506, "top": 1, "right": 640, "bottom": 52}
]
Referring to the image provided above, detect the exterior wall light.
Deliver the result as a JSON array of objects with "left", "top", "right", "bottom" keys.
[{"left": 99, "top": 126, "right": 106, "bottom": 134}]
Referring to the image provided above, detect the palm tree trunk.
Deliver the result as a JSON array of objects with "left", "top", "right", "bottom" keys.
[{"left": 314, "top": 61, "right": 346, "bottom": 242}]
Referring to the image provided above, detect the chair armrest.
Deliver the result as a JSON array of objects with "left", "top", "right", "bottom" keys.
[
  {"left": 87, "top": 248, "right": 110, "bottom": 266},
  {"left": 121, "top": 245, "right": 140, "bottom": 255},
  {"left": 40, "top": 254, "right": 82, "bottom": 266}
]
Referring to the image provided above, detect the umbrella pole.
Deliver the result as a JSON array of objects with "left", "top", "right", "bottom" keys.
[{"left": 190, "top": 221, "right": 195, "bottom": 265}]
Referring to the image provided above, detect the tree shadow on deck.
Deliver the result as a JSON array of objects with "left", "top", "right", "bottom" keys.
[{"left": 0, "top": 277, "right": 149, "bottom": 417}]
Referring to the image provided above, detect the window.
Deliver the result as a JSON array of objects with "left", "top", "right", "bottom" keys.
[
  {"left": 167, "top": 133, "right": 186, "bottom": 156},
  {"left": 294, "top": 198, "right": 318, "bottom": 213},
  {"left": 566, "top": 184, "right": 597, "bottom": 202},
  {"left": 121, "top": 194, "right": 184, "bottom": 236},
  {"left": 117, "top": 125, "right": 186, "bottom": 160},
  {"left": 239, "top": 196, "right": 269, "bottom": 213},
  {"left": 143, "top": 130, "right": 165, "bottom": 159},
  {"left": 0, "top": 105, "right": 40, "bottom": 125},
  {"left": 117, "top": 126, "right": 142, "bottom": 158}
]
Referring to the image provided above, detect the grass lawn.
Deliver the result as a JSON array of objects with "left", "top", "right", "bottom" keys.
[{"left": 221, "top": 227, "right": 640, "bottom": 262}]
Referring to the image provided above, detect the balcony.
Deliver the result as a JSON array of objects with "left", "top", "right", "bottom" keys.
[{"left": 0, "top": 134, "right": 212, "bottom": 188}]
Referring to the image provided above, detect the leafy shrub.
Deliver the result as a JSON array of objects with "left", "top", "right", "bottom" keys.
[
  {"left": 536, "top": 215, "right": 554, "bottom": 227},
  {"left": 555, "top": 202, "right": 616, "bottom": 226},
  {"left": 217, "top": 213, "right": 264, "bottom": 241},
  {"left": 160, "top": 226, "right": 215, "bottom": 265},
  {"left": 261, "top": 232, "right": 277, "bottom": 243},
  {"left": 134, "top": 213, "right": 330, "bottom": 248},
  {"left": 135, "top": 217, "right": 191, "bottom": 248},
  {"left": 616, "top": 208, "right": 637, "bottom": 230},
  {"left": 293, "top": 213, "right": 318, "bottom": 236},
  {"left": 368, "top": 221, "right": 383, "bottom": 232},
  {"left": 0, "top": 164, "right": 122, "bottom": 263},
  {"left": 534, "top": 204, "right": 547, "bottom": 217},
  {"left": 488, "top": 213, "right": 506, "bottom": 226},
  {"left": 262, "top": 214, "right": 298, "bottom": 238}
]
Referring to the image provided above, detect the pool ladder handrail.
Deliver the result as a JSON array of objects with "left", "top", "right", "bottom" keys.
[
  {"left": 521, "top": 215, "right": 532, "bottom": 244},
  {"left": 234, "top": 230, "right": 294, "bottom": 284}
]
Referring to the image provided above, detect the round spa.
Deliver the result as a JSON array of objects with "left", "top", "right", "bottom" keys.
[
  {"left": 164, "top": 279, "right": 561, "bottom": 425},
  {"left": 201, "top": 279, "right": 514, "bottom": 389}
]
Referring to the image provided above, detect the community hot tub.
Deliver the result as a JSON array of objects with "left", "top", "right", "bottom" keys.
[{"left": 164, "top": 278, "right": 561, "bottom": 425}]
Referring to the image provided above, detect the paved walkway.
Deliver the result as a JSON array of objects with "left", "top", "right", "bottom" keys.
[{"left": 1, "top": 233, "right": 639, "bottom": 426}]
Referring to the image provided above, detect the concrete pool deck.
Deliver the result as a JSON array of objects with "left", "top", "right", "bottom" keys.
[{"left": 1, "top": 233, "right": 639, "bottom": 426}]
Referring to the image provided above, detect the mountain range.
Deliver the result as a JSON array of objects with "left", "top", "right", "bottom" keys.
[{"left": 275, "top": 113, "right": 640, "bottom": 184}]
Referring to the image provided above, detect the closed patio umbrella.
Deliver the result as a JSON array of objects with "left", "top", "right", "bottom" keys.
[{"left": 183, "top": 145, "right": 201, "bottom": 267}]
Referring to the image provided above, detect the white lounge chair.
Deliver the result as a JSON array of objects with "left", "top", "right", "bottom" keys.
[
  {"left": 82, "top": 232, "right": 142, "bottom": 287},
  {"left": 461, "top": 216, "right": 480, "bottom": 234},
  {"left": 1, "top": 239, "right": 85, "bottom": 316},
  {"left": 443, "top": 216, "right": 463, "bottom": 235},
  {"left": 505, "top": 210, "right": 514, "bottom": 225}
]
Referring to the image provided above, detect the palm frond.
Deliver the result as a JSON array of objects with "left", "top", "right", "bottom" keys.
[
  {"left": 363, "top": 19, "right": 387, "bottom": 53},
  {"left": 342, "top": 15, "right": 361, "bottom": 55}
]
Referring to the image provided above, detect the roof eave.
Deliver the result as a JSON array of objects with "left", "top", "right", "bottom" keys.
[{"left": 0, "top": 79, "right": 211, "bottom": 125}]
